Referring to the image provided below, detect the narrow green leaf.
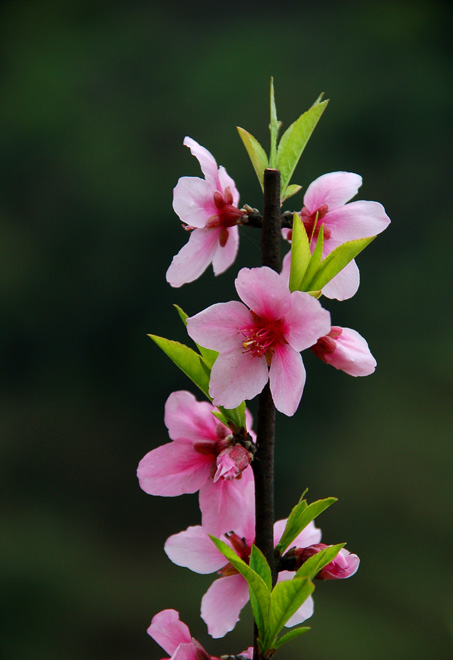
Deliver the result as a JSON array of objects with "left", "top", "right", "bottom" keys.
[
  {"left": 237, "top": 127, "right": 268, "bottom": 190},
  {"left": 299, "top": 224, "right": 324, "bottom": 291},
  {"left": 310, "top": 91, "right": 325, "bottom": 107},
  {"left": 274, "top": 625, "right": 310, "bottom": 650},
  {"left": 218, "top": 401, "right": 246, "bottom": 433},
  {"left": 281, "top": 183, "right": 302, "bottom": 203},
  {"left": 277, "top": 100, "right": 328, "bottom": 195},
  {"left": 269, "top": 77, "right": 281, "bottom": 168},
  {"left": 149, "top": 335, "right": 211, "bottom": 400},
  {"left": 303, "top": 236, "right": 376, "bottom": 292},
  {"left": 289, "top": 212, "right": 311, "bottom": 292},
  {"left": 295, "top": 543, "right": 345, "bottom": 580},
  {"left": 209, "top": 536, "right": 270, "bottom": 638},
  {"left": 173, "top": 304, "right": 188, "bottom": 325},
  {"left": 276, "top": 497, "right": 337, "bottom": 555},
  {"left": 173, "top": 304, "right": 219, "bottom": 366},
  {"left": 250, "top": 545, "right": 272, "bottom": 591},
  {"left": 211, "top": 410, "right": 229, "bottom": 426},
  {"left": 265, "top": 578, "right": 314, "bottom": 649}
]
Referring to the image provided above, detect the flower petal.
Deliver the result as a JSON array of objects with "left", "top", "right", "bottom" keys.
[
  {"left": 324, "top": 327, "right": 376, "bottom": 376},
  {"left": 218, "top": 165, "right": 240, "bottom": 205},
  {"left": 166, "top": 228, "right": 220, "bottom": 288},
  {"left": 269, "top": 344, "right": 306, "bottom": 416},
  {"left": 322, "top": 200, "right": 390, "bottom": 243},
  {"left": 304, "top": 172, "right": 362, "bottom": 212},
  {"left": 164, "top": 526, "right": 226, "bottom": 574},
  {"left": 212, "top": 226, "right": 239, "bottom": 276},
  {"left": 235, "top": 267, "right": 291, "bottom": 319},
  {"left": 172, "top": 176, "right": 218, "bottom": 228},
  {"left": 199, "top": 466, "right": 255, "bottom": 539},
  {"left": 171, "top": 643, "right": 198, "bottom": 660},
  {"left": 322, "top": 258, "right": 360, "bottom": 300},
  {"left": 273, "top": 519, "right": 322, "bottom": 547},
  {"left": 187, "top": 301, "right": 251, "bottom": 352},
  {"left": 164, "top": 391, "right": 218, "bottom": 444},
  {"left": 276, "top": 573, "right": 315, "bottom": 627},
  {"left": 137, "top": 441, "right": 212, "bottom": 496},
  {"left": 284, "top": 291, "right": 331, "bottom": 352},
  {"left": 209, "top": 348, "right": 269, "bottom": 410},
  {"left": 201, "top": 574, "right": 250, "bottom": 638},
  {"left": 147, "top": 609, "right": 191, "bottom": 656},
  {"left": 184, "top": 137, "right": 220, "bottom": 189}
]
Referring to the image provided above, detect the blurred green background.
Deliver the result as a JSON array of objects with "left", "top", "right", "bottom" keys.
[{"left": 1, "top": 1, "right": 452, "bottom": 658}]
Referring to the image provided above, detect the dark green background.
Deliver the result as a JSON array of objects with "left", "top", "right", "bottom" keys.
[{"left": 1, "top": 1, "right": 452, "bottom": 658}]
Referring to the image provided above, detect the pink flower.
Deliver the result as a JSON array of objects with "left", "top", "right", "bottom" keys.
[
  {"left": 311, "top": 326, "right": 376, "bottom": 376},
  {"left": 283, "top": 171, "right": 390, "bottom": 300},
  {"left": 296, "top": 544, "right": 360, "bottom": 580},
  {"left": 136, "top": 391, "right": 255, "bottom": 536},
  {"left": 186, "top": 266, "right": 331, "bottom": 416},
  {"left": 148, "top": 609, "right": 212, "bottom": 660},
  {"left": 164, "top": 485, "right": 321, "bottom": 639},
  {"left": 166, "top": 137, "right": 243, "bottom": 288}
]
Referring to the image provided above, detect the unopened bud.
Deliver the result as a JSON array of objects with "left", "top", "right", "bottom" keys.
[
  {"left": 213, "top": 445, "right": 252, "bottom": 482},
  {"left": 298, "top": 543, "right": 360, "bottom": 580}
]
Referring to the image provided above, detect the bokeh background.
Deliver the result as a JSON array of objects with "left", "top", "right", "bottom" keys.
[{"left": 1, "top": 1, "right": 452, "bottom": 658}]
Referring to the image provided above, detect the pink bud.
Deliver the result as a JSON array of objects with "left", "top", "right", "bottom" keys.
[
  {"left": 213, "top": 445, "right": 252, "bottom": 483},
  {"left": 299, "top": 543, "right": 360, "bottom": 580},
  {"left": 311, "top": 326, "right": 376, "bottom": 377}
]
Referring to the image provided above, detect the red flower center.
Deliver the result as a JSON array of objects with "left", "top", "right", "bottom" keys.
[
  {"left": 205, "top": 187, "right": 243, "bottom": 248},
  {"left": 240, "top": 314, "right": 285, "bottom": 363},
  {"left": 301, "top": 204, "right": 331, "bottom": 241}
]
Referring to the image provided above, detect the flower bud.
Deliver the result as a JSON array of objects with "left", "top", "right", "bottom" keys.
[
  {"left": 311, "top": 326, "right": 376, "bottom": 377},
  {"left": 298, "top": 543, "right": 360, "bottom": 580},
  {"left": 213, "top": 445, "right": 252, "bottom": 482}
]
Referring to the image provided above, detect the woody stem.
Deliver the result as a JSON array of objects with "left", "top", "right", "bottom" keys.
[{"left": 253, "top": 168, "right": 281, "bottom": 659}]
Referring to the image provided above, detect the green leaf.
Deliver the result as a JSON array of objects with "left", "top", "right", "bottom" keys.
[
  {"left": 303, "top": 236, "right": 376, "bottom": 292},
  {"left": 237, "top": 127, "right": 268, "bottom": 190},
  {"left": 276, "top": 497, "right": 337, "bottom": 555},
  {"left": 269, "top": 77, "right": 281, "bottom": 168},
  {"left": 295, "top": 543, "right": 345, "bottom": 580},
  {"left": 149, "top": 335, "right": 211, "bottom": 400},
  {"left": 173, "top": 304, "right": 188, "bottom": 325},
  {"left": 250, "top": 545, "right": 273, "bottom": 591},
  {"left": 218, "top": 401, "right": 246, "bottom": 433},
  {"left": 289, "top": 212, "right": 311, "bottom": 292},
  {"left": 299, "top": 224, "right": 324, "bottom": 290},
  {"left": 173, "top": 305, "right": 219, "bottom": 367},
  {"left": 265, "top": 578, "right": 314, "bottom": 649},
  {"left": 209, "top": 536, "right": 270, "bottom": 639},
  {"left": 277, "top": 100, "right": 328, "bottom": 195},
  {"left": 281, "top": 183, "right": 302, "bottom": 203},
  {"left": 273, "top": 625, "right": 310, "bottom": 650}
]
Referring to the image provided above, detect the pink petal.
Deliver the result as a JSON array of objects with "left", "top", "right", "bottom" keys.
[
  {"left": 184, "top": 137, "right": 220, "bottom": 189},
  {"left": 293, "top": 520, "right": 322, "bottom": 547},
  {"left": 273, "top": 519, "right": 322, "bottom": 547},
  {"left": 164, "top": 526, "right": 226, "bottom": 574},
  {"left": 187, "top": 301, "right": 252, "bottom": 352},
  {"left": 322, "top": 258, "right": 360, "bottom": 301},
  {"left": 209, "top": 348, "right": 269, "bottom": 410},
  {"left": 276, "top": 573, "right": 314, "bottom": 627},
  {"left": 324, "top": 327, "right": 376, "bottom": 376},
  {"left": 172, "top": 643, "right": 198, "bottom": 660},
  {"left": 304, "top": 172, "right": 362, "bottom": 213},
  {"left": 137, "top": 442, "right": 212, "bottom": 496},
  {"left": 201, "top": 574, "right": 250, "bottom": 638},
  {"left": 164, "top": 391, "right": 218, "bottom": 445},
  {"left": 218, "top": 165, "right": 240, "bottom": 205},
  {"left": 235, "top": 267, "right": 291, "bottom": 319},
  {"left": 280, "top": 250, "right": 291, "bottom": 286},
  {"left": 199, "top": 466, "right": 255, "bottom": 538},
  {"left": 212, "top": 226, "right": 239, "bottom": 276},
  {"left": 166, "top": 228, "right": 220, "bottom": 288},
  {"left": 283, "top": 291, "right": 331, "bottom": 352},
  {"left": 172, "top": 176, "right": 218, "bottom": 228},
  {"left": 269, "top": 344, "right": 306, "bottom": 416},
  {"left": 147, "top": 609, "right": 191, "bottom": 655},
  {"left": 323, "top": 200, "right": 390, "bottom": 243}
]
